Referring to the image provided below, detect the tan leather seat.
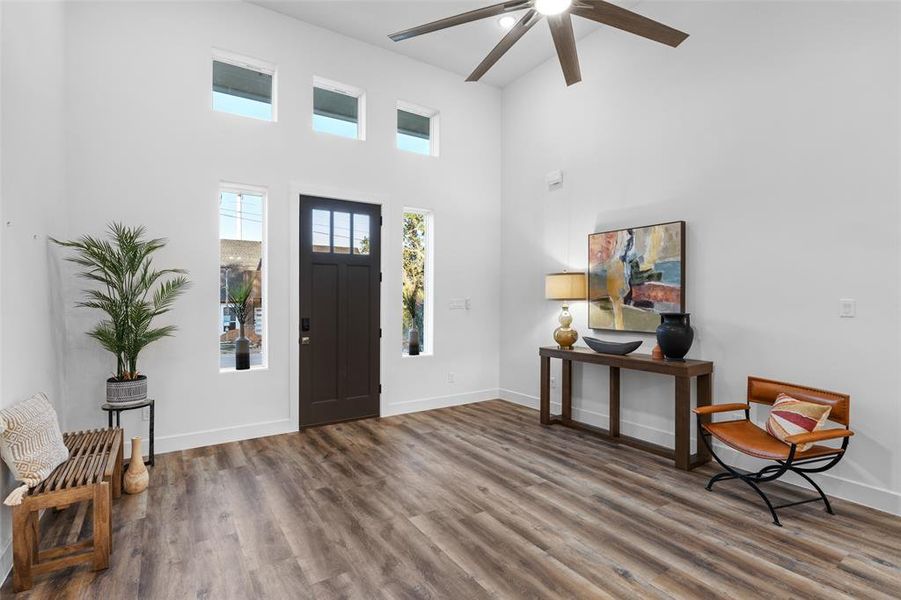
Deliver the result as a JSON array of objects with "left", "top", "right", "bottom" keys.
[{"left": 703, "top": 420, "right": 844, "bottom": 461}]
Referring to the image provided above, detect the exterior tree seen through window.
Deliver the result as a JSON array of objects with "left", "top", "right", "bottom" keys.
[{"left": 402, "top": 212, "right": 427, "bottom": 354}]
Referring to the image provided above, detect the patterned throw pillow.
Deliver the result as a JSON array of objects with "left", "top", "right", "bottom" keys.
[
  {"left": 766, "top": 393, "right": 832, "bottom": 452},
  {"left": 0, "top": 393, "right": 69, "bottom": 505}
]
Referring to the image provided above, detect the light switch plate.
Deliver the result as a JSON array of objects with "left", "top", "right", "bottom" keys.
[
  {"left": 839, "top": 298, "right": 856, "bottom": 318},
  {"left": 545, "top": 170, "right": 563, "bottom": 191}
]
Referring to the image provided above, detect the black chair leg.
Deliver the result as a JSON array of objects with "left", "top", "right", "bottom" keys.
[
  {"left": 792, "top": 468, "right": 834, "bottom": 515},
  {"left": 698, "top": 421, "right": 785, "bottom": 526},
  {"left": 738, "top": 475, "right": 782, "bottom": 526},
  {"left": 706, "top": 472, "right": 735, "bottom": 490}
]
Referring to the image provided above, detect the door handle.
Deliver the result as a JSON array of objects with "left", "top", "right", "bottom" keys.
[{"left": 301, "top": 337, "right": 311, "bottom": 345}]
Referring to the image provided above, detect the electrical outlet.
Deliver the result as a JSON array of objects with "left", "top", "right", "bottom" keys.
[
  {"left": 447, "top": 372, "right": 455, "bottom": 384},
  {"left": 839, "top": 298, "right": 856, "bottom": 318},
  {"left": 141, "top": 406, "right": 150, "bottom": 421},
  {"left": 550, "top": 376, "right": 558, "bottom": 389}
]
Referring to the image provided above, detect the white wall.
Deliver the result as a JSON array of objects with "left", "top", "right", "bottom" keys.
[
  {"left": 500, "top": 1, "right": 901, "bottom": 514},
  {"left": 0, "top": 0, "right": 69, "bottom": 580},
  {"left": 59, "top": 1, "right": 502, "bottom": 451}
]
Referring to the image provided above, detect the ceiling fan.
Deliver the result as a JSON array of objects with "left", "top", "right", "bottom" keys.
[{"left": 388, "top": 0, "right": 688, "bottom": 86}]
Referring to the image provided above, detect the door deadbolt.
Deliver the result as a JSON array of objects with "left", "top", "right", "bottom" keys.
[{"left": 301, "top": 337, "right": 311, "bottom": 345}]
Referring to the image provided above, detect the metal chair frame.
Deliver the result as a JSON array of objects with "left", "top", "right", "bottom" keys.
[{"left": 698, "top": 407, "right": 850, "bottom": 527}]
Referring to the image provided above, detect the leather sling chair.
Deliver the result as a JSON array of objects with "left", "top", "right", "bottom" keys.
[{"left": 692, "top": 376, "right": 853, "bottom": 526}]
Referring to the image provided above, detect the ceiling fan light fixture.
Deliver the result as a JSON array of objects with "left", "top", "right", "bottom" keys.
[
  {"left": 534, "top": 0, "right": 571, "bottom": 16},
  {"left": 498, "top": 15, "right": 518, "bottom": 30},
  {"left": 389, "top": 0, "right": 689, "bottom": 86}
]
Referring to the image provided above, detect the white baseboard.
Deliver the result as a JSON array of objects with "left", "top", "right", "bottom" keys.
[
  {"left": 499, "top": 388, "right": 679, "bottom": 447},
  {"left": 499, "top": 388, "right": 901, "bottom": 517},
  {"left": 152, "top": 418, "right": 295, "bottom": 455},
  {"left": 381, "top": 388, "right": 499, "bottom": 417},
  {"left": 127, "top": 390, "right": 500, "bottom": 458},
  {"left": 129, "top": 391, "right": 501, "bottom": 457}
]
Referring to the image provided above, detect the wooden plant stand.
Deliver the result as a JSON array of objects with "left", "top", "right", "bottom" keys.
[{"left": 11, "top": 428, "right": 123, "bottom": 592}]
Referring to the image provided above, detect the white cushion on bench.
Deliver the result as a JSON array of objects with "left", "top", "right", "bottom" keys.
[{"left": 0, "top": 393, "right": 69, "bottom": 505}]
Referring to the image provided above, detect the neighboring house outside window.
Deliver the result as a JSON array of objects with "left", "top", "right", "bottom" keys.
[{"left": 219, "top": 188, "right": 266, "bottom": 369}]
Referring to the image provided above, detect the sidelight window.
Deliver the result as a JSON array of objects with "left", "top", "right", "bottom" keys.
[
  {"left": 402, "top": 209, "right": 433, "bottom": 356},
  {"left": 219, "top": 184, "right": 267, "bottom": 370}
]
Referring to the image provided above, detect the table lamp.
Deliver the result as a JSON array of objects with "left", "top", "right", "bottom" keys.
[{"left": 545, "top": 272, "right": 587, "bottom": 349}]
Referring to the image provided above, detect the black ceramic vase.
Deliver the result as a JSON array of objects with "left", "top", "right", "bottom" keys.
[
  {"left": 408, "top": 326, "right": 420, "bottom": 356},
  {"left": 656, "top": 313, "right": 694, "bottom": 361},
  {"left": 235, "top": 323, "right": 251, "bottom": 370}
]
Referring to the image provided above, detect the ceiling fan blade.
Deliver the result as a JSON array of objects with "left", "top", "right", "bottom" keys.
[
  {"left": 389, "top": 0, "right": 531, "bottom": 42},
  {"left": 547, "top": 12, "right": 581, "bottom": 86},
  {"left": 572, "top": 1, "right": 689, "bottom": 48},
  {"left": 466, "top": 10, "right": 542, "bottom": 82}
]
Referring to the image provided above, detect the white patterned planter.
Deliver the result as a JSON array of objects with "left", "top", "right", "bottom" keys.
[{"left": 106, "top": 376, "right": 147, "bottom": 403}]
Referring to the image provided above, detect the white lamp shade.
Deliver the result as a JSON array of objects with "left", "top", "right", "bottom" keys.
[{"left": 545, "top": 272, "right": 587, "bottom": 301}]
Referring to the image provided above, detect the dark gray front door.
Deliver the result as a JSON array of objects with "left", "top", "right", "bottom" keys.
[{"left": 299, "top": 195, "right": 380, "bottom": 427}]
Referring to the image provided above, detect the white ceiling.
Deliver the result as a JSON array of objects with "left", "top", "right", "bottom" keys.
[{"left": 249, "top": 1, "right": 643, "bottom": 88}]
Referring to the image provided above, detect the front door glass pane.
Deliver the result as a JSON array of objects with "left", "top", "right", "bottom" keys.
[
  {"left": 312, "top": 209, "right": 330, "bottom": 252},
  {"left": 334, "top": 212, "right": 350, "bottom": 254},
  {"left": 353, "top": 214, "right": 370, "bottom": 255}
]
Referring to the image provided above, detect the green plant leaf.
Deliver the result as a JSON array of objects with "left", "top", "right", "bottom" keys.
[{"left": 54, "top": 223, "right": 190, "bottom": 379}]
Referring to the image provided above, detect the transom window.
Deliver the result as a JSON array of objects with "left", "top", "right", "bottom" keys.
[
  {"left": 212, "top": 52, "right": 275, "bottom": 121},
  {"left": 397, "top": 102, "right": 438, "bottom": 156},
  {"left": 313, "top": 77, "right": 365, "bottom": 140},
  {"left": 312, "top": 209, "right": 371, "bottom": 255}
]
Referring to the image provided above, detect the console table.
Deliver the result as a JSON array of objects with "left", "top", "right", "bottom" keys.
[{"left": 539, "top": 346, "right": 714, "bottom": 470}]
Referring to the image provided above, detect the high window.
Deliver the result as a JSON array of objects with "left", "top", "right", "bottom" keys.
[
  {"left": 402, "top": 209, "right": 433, "bottom": 356},
  {"left": 219, "top": 185, "right": 267, "bottom": 369},
  {"left": 313, "top": 77, "right": 365, "bottom": 140},
  {"left": 397, "top": 102, "right": 438, "bottom": 156},
  {"left": 212, "top": 52, "right": 276, "bottom": 121}
]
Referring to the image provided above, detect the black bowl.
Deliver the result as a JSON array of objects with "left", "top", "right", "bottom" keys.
[{"left": 583, "top": 337, "right": 642, "bottom": 355}]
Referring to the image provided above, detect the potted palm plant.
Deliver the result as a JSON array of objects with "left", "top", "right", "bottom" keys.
[
  {"left": 53, "top": 223, "right": 189, "bottom": 403},
  {"left": 226, "top": 279, "right": 255, "bottom": 370}
]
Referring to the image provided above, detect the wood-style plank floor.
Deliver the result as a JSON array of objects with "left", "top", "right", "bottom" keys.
[{"left": 4, "top": 400, "right": 901, "bottom": 599}]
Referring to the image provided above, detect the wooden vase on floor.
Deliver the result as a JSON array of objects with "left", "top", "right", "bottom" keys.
[{"left": 124, "top": 437, "right": 149, "bottom": 494}]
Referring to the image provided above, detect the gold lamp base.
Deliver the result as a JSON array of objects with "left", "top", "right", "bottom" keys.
[{"left": 553, "top": 303, "right": 578, "bottom": 350}]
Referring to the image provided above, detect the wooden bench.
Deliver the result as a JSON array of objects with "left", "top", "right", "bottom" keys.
[{"left": 11, "top": 427, "right": 123, "bottom": 592}]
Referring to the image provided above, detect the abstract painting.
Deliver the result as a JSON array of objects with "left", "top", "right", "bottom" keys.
[{"left": 588, "top": 221, "right": 685, "bottom": 333}]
